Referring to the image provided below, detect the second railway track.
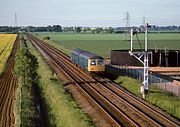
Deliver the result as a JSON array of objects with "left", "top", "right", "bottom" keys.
[{"left": 27, "top": 33, "right": 180, "bottom": 127}]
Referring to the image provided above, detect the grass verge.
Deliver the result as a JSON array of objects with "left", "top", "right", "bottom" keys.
[{"left": 26, "top": 37, "right": 94, "bottom": 127}]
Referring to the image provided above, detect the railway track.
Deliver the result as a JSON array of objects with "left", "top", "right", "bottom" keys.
[
  {"left": 96, "top": 78, "right": 180, "bottom": 126},
  {"left": 28, "top": 34, "right": 120, "bottom": 126},
  {"left": 27, "top": 33, "right": 180, "bottom": 127},
  {"left": 0, "top": 35, "right": 19, "bottom": 127}
]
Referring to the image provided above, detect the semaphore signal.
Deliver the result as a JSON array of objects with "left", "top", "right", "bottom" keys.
[{"left": 129, "top": 23, "right": 153, "bottom": 99}]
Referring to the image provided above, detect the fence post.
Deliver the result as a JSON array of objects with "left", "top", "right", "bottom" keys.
[
  {"left": 156, "top": 77, "right": 157, "bottom": 86},
  {"left": 164, "top": 82, "right": 166, "bottom": 93},
  {"left": 149, "top": 75, "right": 152, "bottom": 85}
]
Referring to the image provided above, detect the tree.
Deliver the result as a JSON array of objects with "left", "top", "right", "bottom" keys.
[
  {"left": 82, "top": 28, "right": 87, "bottom": 33},
  {"left": 51, "top": 25, "right": 62, "bottom": 32},
  {"left": 63, "top": 27, "right": 74, "bottom": 32},
  {"left": 95, "top": 27, "right": 103, "bottom": 33},
  {"left": 92, "top": 29, "right": 96, "bottom": 34},
  {"left": 75, "top": 27, "right": 81, "bottom": 33},
  {"left": 86, "top": 27, "right": 91, "bottom": 31},
  {"left": 47, "top": 25, "right": 52, "bottom": 32},
  {"left": 108, "top": 27, "right": 114, "bottom": 33}
]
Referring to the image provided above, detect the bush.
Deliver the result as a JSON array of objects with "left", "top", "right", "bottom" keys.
[
  {"left": 14, "top": 47, "right": 39, "bottom": 127},
  {"left": 43, "top": 36, "right": 50, "bottom": 40}
]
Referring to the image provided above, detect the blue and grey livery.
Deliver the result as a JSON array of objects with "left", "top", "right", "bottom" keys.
[{"left": 71, "top": 48, "right": 105, "bottom": 72}]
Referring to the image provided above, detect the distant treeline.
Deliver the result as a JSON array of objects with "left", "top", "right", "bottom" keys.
[
  {"left": 0, "top": 25, "right": 180, "bottom": 33},
  {"left": 0, "top": 26, "right": 20, "bottom": 33}
]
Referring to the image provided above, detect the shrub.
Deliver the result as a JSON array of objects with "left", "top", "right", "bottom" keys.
[{"left": 43, "top": 36, "right": 50, "bottom": 40}]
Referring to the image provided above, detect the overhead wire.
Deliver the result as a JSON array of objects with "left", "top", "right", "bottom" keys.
[{"left": 1, "top": 15, "right": 180, "bottom": 26}]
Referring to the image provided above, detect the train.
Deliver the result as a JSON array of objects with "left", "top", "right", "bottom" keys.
[{"left": 71, "top": 48, "right": 105, "bottom": 73}]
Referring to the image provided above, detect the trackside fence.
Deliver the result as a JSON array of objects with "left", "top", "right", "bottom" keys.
[{"left": 109, "top": 65, "right": 180, "bottom": 97}]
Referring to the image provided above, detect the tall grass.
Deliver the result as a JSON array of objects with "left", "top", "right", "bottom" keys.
[{"left": 146, "top": 85, "right": 180, "bottom": 119}]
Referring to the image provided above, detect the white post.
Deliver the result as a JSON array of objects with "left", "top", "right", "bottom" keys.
[
  {"left": 144, "top": 53, "right": 149, "bottom": 92},
  {"left": 129, "top": 23, "right": 150, "bottom": 99},
  {"left": 145, "top": 23, "right": 148, "bottom": 51}
]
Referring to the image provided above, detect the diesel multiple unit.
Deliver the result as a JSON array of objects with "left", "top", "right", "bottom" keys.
[{"left": 71, "top": 48, "right": 105, "bottom": 72}]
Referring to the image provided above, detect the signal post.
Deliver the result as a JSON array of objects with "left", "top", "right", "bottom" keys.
[{"left": 129, "top": 23, "right": 152, "bottom": 99}]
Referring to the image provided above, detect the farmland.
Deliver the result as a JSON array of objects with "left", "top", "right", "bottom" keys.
[
  {"left": 0, "top": 34, "right": 19, "bottom": 127},
  {"left": 37, "top": 32, "right": 180, "bottom": 58},
  {"left": 0, "top": 34, "right": 17, "bottom": 74}
]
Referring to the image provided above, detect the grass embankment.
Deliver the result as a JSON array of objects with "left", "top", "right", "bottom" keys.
[
  {"left": 26, "top": 37, "right": 94, "bottom": 127},
  {"left": 106, "top": 66, "right": 180, "bottom": 120}
]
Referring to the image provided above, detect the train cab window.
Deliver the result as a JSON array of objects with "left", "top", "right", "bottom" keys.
[
  {"left": 90, "top": 60, "right": 96, "bottom": 65},
  {"left": 97, "top": 60, "right": 104, "bottom": 65}
]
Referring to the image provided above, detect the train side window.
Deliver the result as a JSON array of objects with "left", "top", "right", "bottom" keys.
[{"left": 90, "top": 60, "right": 96, "bottom": 65}]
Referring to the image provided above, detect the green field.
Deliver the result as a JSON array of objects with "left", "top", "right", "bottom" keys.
[{"left": 36, "top": 32, "right": 180, "bottom": 58}]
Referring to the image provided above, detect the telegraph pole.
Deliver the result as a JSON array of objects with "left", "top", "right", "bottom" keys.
[{"left": 129, "top": 23, "right": 152, "bottom": 99}]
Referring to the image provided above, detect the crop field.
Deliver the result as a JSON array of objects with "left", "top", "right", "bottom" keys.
[
  {"left": 37, "top": 32, "right": 180, "bottom": 58},
  {"left": 0, "top": 34, "right": 17, "bottom": 74},
  {"left": 0, "top": 34, "right": 19, "bottom": 127}
]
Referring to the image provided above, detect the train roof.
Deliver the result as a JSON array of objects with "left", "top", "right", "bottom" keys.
[
  {"left": 72, "top": 48, "right": 84, "bottom": 54},
  {"left": 80, "top": 52, "right": 103, "bottom": 59},
  {"left": 72, "top": 48, "right": 104, "bottom": 59}
]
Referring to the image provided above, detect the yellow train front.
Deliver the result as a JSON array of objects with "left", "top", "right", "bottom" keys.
[{"left": 71, "top": 48, "right": 105, "bottom": 73}]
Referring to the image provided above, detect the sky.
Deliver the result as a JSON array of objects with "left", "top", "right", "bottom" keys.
[{"left": 0, "top": 0, "right": 180, "bottom": 27}]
